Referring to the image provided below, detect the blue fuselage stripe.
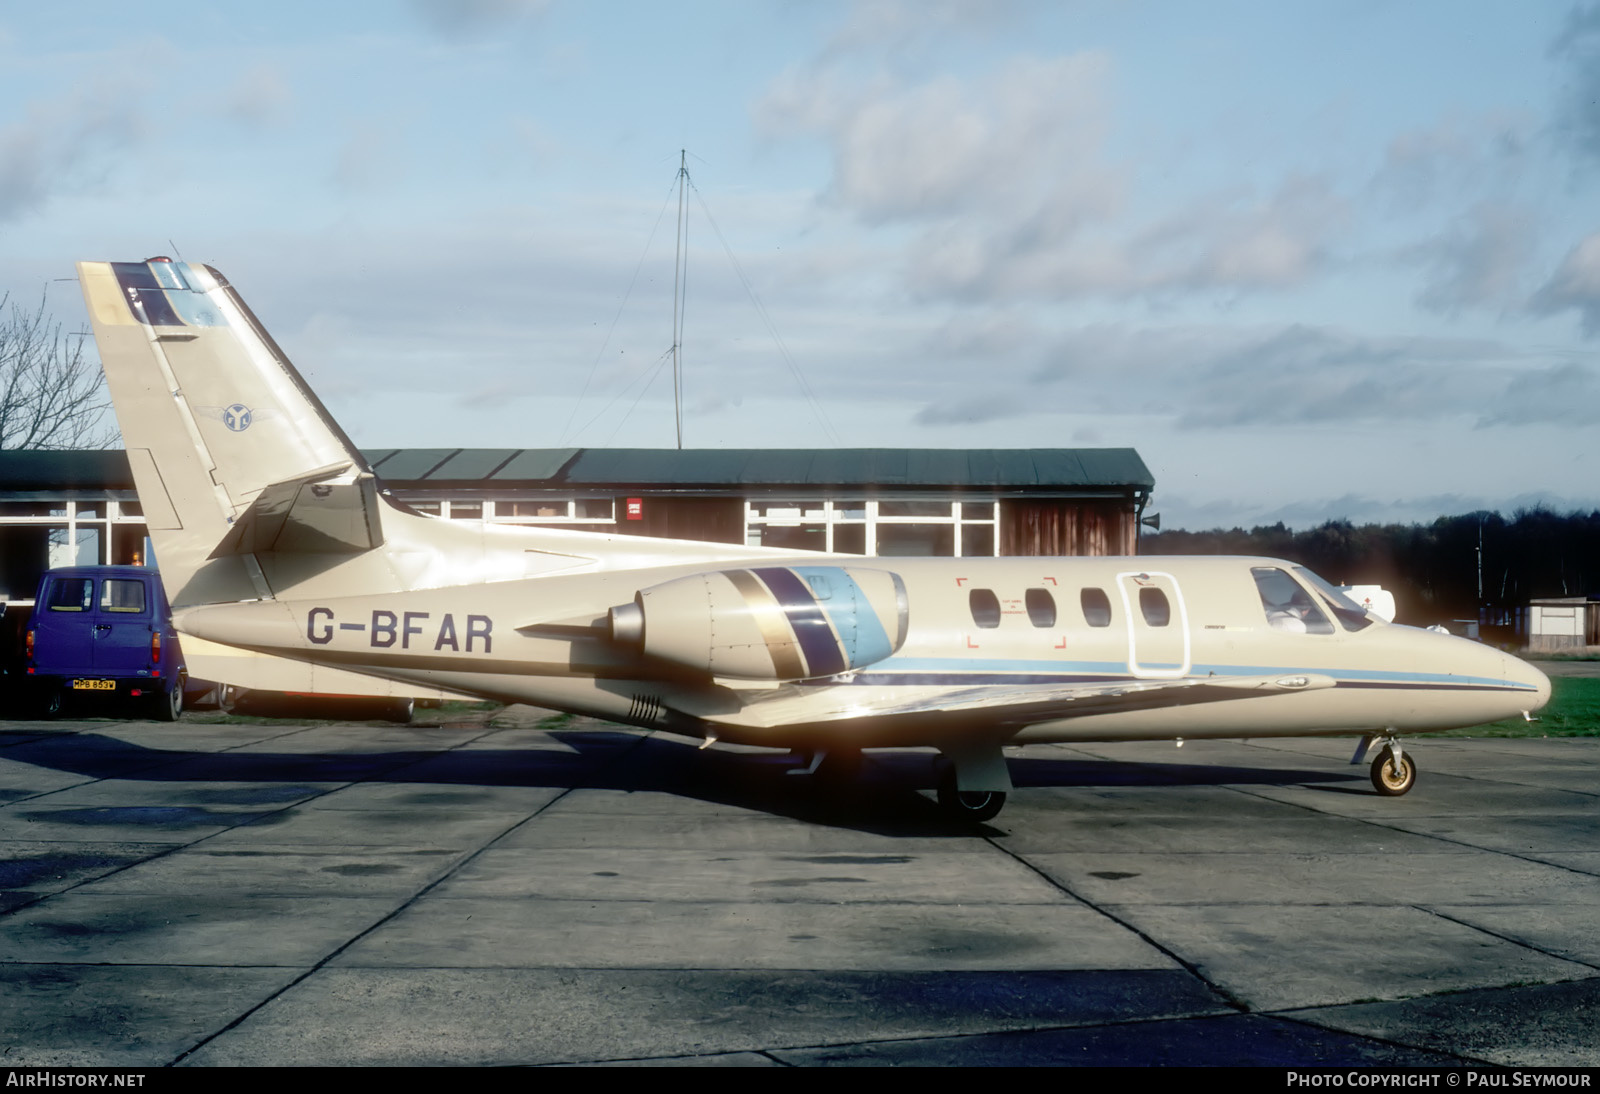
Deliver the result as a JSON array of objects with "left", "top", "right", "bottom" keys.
[{"left": 828, "top": 656, "right": 1538, "bottom": 692}]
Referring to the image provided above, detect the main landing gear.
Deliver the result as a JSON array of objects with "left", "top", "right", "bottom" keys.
[
  {"left": 934, "top": 741, "right": 1013, "bottom": 823},
  {"left": 793, "top": 741, "right": 1014, "bottom": 822},
  {"left": 936, "top": 769, "right": 1007, "bottom": 822},
  {"left": 1353, "top": 732, "right": 1418, "bottom": 797}
]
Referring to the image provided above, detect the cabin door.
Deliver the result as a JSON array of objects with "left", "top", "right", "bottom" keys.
[{"left": 1116, "top": 570, "right": 1191, "bottom": 679}]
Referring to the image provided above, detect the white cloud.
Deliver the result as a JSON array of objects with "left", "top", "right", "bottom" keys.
[
  {"left": 1531, "top": 230, "right": 1600, "bottom": 335},
  {"left": 901, "top": 321, "right": 1582, "bottom": 432},
  {"left": 759, "top": 49, "right": 1350, "bottom": 303},
  {"left": 1550, "top": 2, "right": 1600, "bottom": 165},
  {"left": 1371, "top": 114, "right": 1532, "bottom": 213},
  {"left": 0, "top": 83, "right": 147, "bottom": 223},
  {"left": 1405, "top": 202, "right": 1536, "bottom": 316},
  {"left": 760, "top": 52, "right": 1119, "bottom": 227}
]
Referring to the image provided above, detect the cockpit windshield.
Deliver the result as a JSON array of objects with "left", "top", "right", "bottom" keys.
[
  {"left": 1253, "top": 567, "right": 1334, "bottom": 634},
  {"left": 1294, "top": 567, "right": 1379, "bottom": 632}
]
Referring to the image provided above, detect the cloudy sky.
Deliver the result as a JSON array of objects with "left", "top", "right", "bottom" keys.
[{"left": 4, "top": 1, "right": 1599, "bottom": 530}]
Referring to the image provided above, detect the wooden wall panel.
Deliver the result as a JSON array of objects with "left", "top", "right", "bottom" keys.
[{"left": 1000, "top": 499, "right": 1136, "bottom": 556}]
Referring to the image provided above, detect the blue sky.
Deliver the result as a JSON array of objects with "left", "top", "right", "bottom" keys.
[{"left": 4, "top": 1, "right": 1599, "bottom": 530}]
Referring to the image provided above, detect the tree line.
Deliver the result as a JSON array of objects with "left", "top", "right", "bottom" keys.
[{"left": 1142, "top": 509, "right": 1600, "bottom": 629}]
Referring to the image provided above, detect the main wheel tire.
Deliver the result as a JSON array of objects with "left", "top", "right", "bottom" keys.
[
  {"left": 1370, "top": 747, "right": 1416, "bottom": 796},
  {"left": 936, "top": 769, "right": 1007, "bottom": 822},
  {"left": 40, "top": 687, "right": 63, "bottom": 719}
]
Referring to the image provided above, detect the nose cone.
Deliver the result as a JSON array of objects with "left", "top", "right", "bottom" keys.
[{"left": 1507, "top": 653, "right": 1552, "bottom": 715}]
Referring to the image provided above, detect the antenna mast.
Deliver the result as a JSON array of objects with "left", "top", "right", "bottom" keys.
[{"left": 671, "top": 149, "right": 689, "bottom": 450}]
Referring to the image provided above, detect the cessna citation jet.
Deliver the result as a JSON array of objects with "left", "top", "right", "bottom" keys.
[{"left": 77, "top": 258, "right": 1551, "bottom": 821}]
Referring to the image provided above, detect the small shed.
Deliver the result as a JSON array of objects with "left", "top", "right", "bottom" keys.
[{"left": 1528, "top": 597, "right": 1600, "bottom": 652}]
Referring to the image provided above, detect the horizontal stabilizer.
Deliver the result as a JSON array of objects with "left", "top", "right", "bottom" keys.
[{"left": 209, "top": 465, "right": 384, "bottom": 558}]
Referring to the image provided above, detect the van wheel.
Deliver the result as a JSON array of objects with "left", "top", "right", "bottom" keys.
[
  {"left": 151, "top": 683, "right": 182, "bottom": 722},
  {"left": 40, "top": 688, "right": 63, "bottom": 719}
]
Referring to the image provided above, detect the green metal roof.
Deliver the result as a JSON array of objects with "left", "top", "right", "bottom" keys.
[
  {"left": 0, "top": 451, "right": 135, "bottom": 490},
  {"left": 8, "top": 448, "right": 1154, "bottom": 493},
  {"left": 555, "top": 448, "right": 1152, "bottom": 489}
]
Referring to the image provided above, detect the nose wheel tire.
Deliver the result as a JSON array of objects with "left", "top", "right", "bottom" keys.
[
  {"left": 1370, "top": 747, "right": 1416, "bottom": 796},
  {"left": 936, "top": 769, "right": 1007, "bottom": 822}
]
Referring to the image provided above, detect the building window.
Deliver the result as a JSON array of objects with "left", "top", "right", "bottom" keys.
[
  {"left": 959, "top": 524, "right": 995, "bottom": 557},
  {"left": 742, "top": 497, "right": 997, "bottom": 558},
  {"left": 755, "top": 525, "right": 826, "bottom": 551},
  {"left": 877, "top": 523, "right": 954, "bottom": 557},
  {"left": 879, "top": 500, "right": 953, "bottom": 518}
]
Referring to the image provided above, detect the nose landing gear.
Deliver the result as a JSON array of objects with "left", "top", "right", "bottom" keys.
[{"left": 1353, "top": 732, "right": 1418, "bottom": 796}]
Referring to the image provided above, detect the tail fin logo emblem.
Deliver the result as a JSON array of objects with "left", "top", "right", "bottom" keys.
[{"left": 222, "top": 404, "right": 253, "bottom": 431}]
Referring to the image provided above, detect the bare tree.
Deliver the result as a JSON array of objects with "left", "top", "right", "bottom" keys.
[{"left": 0, "top": 292, "right": 112, "bottom": 450}]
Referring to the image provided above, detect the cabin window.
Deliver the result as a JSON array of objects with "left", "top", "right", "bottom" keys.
[
  {"left": 969, "top": 588, "right": 1002, "bottom": 629},
  {"left": 1253, "top": 567, "right": 1335, "bottom": 635},
  {"left": 1025, "top": 588, "right": 1056, "bottom": 628},
  {"left": 1080, "top": 587, "right": 1112, "bottom": 627},
  {"left": 1139, "top": 587, "right": 1171, "bottom": 627},
  {"left": 47, "top": 578, "right": 93, "bottom": 611},
  {"left": 100, "top": 579, "right": 147, "bottom": 614}
]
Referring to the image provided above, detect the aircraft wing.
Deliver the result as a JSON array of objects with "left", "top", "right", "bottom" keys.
[
  {"left": 871, "top": 672, "right": 1337, "bottom": 729},
  {"left": 720, "top": 672, "right": 1338, "bottom": 732}
]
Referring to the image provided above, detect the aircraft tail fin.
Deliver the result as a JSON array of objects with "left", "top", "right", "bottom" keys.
[{"left": 79, "top": 258, "right": 378, "bottom": 607}]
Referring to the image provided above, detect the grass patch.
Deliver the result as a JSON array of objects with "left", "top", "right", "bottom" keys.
[{"left": 1439, "top": 676, "right": 1600, "bottom": 738}]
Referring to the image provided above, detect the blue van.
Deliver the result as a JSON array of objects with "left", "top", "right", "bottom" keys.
[{"left": 25, "top": 566, "right": 186, "bottom": 720}]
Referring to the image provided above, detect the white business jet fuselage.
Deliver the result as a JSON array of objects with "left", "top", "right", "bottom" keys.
[{"left": 77, "top": 258, "right": 1549, "bottom": 821}]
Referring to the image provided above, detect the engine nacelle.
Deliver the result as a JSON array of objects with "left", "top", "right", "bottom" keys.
[{"left": 609, "top": 564, "right": 908, "bottom": 680}]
